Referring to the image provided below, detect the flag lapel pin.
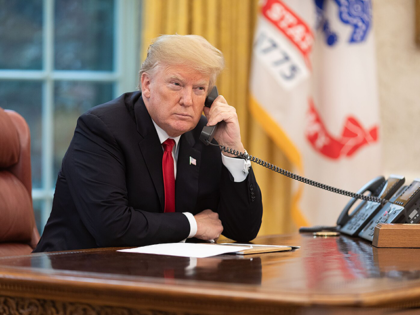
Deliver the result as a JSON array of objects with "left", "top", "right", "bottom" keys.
[{"left": 189, "top": 156, "right": 197, "bottom": 166}]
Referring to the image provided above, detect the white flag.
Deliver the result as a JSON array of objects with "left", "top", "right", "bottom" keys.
[{"left": 250, "top": 0, "right": 381, "bottom": 226}]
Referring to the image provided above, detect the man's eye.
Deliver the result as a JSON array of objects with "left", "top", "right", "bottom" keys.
[{"left": 169, "top": 82, "right": 182, "bottom": 89}]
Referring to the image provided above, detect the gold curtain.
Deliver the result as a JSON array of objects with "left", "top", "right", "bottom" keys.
[{"left": 140, "top": 0, "right": 297, "bottom": 236}]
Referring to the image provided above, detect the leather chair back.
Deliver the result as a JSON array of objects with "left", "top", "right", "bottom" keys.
[{"left": 0, "top": 108, "right": 40, "bottom": 256}]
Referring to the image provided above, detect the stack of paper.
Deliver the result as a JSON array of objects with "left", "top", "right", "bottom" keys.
[{"left": 117, "top": 243, "right": 294, "bottom": 258}]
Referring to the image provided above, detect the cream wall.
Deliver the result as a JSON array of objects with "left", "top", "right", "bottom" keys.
[{"left": 374, "top": 0, "right": 420, "bottom": 180}]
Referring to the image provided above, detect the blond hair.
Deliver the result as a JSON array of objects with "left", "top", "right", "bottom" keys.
[{"left": 138, "top": 34, "right": 225, "bottom": 91}]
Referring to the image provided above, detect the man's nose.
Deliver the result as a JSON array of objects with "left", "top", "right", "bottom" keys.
[{"left": 180, "top": 88, "right": 193, "bottom": 106}]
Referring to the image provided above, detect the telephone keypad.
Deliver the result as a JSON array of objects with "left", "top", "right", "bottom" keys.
[
  {"left": 358, "top": 204, "right": 405, "bottom": 241},
  {"left": 339, "top": 201, "right": 381, "bottom": 236}
]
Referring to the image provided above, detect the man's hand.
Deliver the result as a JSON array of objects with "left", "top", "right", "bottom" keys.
[
  {"left": 203, "top": 95, "right": 245, "bottom": 157},
  {"left": 194, "top": 209, "right": 223, "bottom": 241}
]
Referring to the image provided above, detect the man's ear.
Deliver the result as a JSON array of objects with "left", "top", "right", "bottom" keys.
[{"left": 141, "top": 72, "right": 151, "bottom": 98}]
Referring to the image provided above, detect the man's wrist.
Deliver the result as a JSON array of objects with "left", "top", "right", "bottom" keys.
[
  {"left": 221, "top": 151, "right": 251, "bottom": 182},
  {"left": 183, "top": 212, "right": 197, "bottom": 238}
]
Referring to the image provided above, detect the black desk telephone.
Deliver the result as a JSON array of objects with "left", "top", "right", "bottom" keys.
[
  {"left": 358, "top": 179, "right": 420, "bottom": 241},
  {"left": 338, "top": 175, "right": 405, "bottom": 236},
  {"left": 200, "top": 87, "right": 420, "bottom": 243},
  {"left": 337, "top": 175, "right": 420, "bottom": 241}
]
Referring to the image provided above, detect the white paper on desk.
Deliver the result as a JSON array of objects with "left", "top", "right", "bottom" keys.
[{"left": 117, "top": 243, "right": 250, "bottom": 258}]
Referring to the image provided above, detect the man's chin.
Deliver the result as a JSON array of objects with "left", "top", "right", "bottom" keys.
[{"left": 166, "top": 123, "right": 195, "bottom": 137}]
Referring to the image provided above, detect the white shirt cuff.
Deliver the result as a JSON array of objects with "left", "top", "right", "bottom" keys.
[
  {"left": 183, "top": 212, "right": 197, "bottom": 238},
  {"left": 221, "top": 153, "right": 251, "bottom": 182}
]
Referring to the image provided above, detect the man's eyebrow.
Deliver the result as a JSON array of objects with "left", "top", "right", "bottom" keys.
[
  {"left": 168, "top": 75, "right": 208, "bottom": 87},
  {"left": 168, "top": 75, "right": 184, "bottom": 82},
  {"left": 194, "top": 81, "right": 208, "bottom": 87}
]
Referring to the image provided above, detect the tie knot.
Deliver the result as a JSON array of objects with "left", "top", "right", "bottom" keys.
[{"left": 163, "top": 139, "right": 175, "bottom": 152}]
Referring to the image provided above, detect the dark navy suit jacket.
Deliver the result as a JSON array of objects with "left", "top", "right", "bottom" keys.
[{"left": 34, "top": 92, "right": 262, "bottom": 252}]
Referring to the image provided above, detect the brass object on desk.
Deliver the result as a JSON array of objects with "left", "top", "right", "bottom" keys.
[{"left": 313, "top": 231, "right": 340, "bottom": 237}]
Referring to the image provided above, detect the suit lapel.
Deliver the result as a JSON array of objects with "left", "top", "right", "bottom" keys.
[
  {"left": 176, "top": 131, "right": 200, "bottom": 213},
  {"left": 134, "top": 96, "right": 165, "bottom": 211}
]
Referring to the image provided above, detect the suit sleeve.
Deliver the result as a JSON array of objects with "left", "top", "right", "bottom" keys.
[
  {"left": 63, "top": 113, "right": 190, "bottom": 247},
  {"left": 217, "top": 164, "right": 263, "bottom": 243}
]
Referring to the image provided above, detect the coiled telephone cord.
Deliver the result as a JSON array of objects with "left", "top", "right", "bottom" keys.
[{"left": 209, "top": 142, "right": 389, "bottom": 205}]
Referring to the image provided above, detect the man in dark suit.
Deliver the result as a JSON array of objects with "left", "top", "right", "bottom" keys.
[{"left": 34, "top": 35, "right": 263, "bottom": 252}]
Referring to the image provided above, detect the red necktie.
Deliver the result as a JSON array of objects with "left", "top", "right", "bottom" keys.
[{"left": 162, "top": 139, "right": 175, "bottom": 213}]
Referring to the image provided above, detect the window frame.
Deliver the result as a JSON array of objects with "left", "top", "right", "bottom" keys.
[{"left": 0, "top": 0, "right": 141, "bottom": 231}]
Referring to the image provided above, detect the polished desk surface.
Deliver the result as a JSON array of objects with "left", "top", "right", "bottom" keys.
[{"left": 1, "top": 233, "right": 420, "bottom": 314}]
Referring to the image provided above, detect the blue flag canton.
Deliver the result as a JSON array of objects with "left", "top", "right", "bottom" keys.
[{"left": 315, "top": 0, "right": 372, "bottom": 46}]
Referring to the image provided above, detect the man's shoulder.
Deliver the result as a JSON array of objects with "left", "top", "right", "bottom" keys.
[
  {"left": 74, "top": 91, "right": 144, "bottom": 136},
  {"left": 84, "top": 91, "right": 142, "bottom": 121}
]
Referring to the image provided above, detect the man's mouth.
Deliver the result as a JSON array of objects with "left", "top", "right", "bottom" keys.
[{"left": 174, "top": 113, "right": 192, "bottom": 119}]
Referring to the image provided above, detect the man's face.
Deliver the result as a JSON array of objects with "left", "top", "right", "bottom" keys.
[{"left": 141, "top": 64, "right": 210, "bottom": 137}]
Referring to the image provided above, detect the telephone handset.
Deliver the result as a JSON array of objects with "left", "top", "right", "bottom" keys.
[
  {"left": 199, "top": 87, "right": 393, "bottom": 208},
  {"left": 337, "top": 175, "right": 405, "bottom": 236},
  {"left": 199, "top": 86, "right": 219, "bottom": 145}
]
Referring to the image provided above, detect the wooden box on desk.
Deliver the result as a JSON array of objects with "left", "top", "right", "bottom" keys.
[{"left": 373, "top": 223, "right": 420, "bottom": 247}]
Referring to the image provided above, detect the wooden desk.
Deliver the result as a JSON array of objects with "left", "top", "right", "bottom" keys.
[{"left": 1, "top": 234, "right": 420, "bottom": 314}]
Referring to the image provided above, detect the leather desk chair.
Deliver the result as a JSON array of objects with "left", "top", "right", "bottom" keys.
[{"left": 0, "top": 108, "right": 40, "bottom": 256}]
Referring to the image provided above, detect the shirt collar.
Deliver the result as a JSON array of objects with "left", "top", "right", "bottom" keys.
[{"left": 151, "top": 120, "right": 181, "bottom": 148}]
